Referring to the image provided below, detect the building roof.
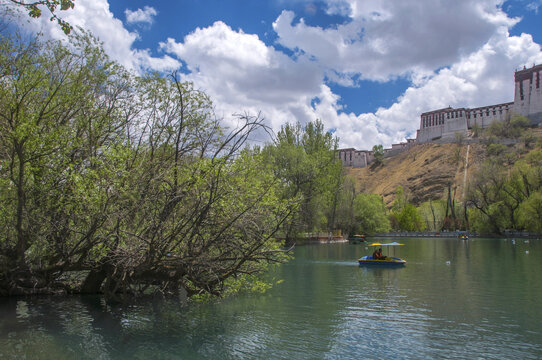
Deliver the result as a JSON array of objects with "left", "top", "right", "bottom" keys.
[{"left": 515, "top": 63, "right": 542, "bottom": 83}]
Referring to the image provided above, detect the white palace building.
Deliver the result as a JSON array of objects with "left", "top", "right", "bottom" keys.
[{"left": 339, "top": 63, "right": 542, "bottom": 168}]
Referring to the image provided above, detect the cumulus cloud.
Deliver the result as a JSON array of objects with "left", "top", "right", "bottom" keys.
[
  {"left": 161, "top": 21, "right": 326, "bottom": 135},
  {"left": 125, "top": 6, "right": 157, "bottom": 25},
  {"left": 273, "top": 0, "right": 519, "bottom": 82},
  {"left": 20, "top": 0, "right": 178, "bottom": 72}
]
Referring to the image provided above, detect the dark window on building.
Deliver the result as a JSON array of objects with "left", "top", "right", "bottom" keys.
[
  {"left": 520, "top": 81, "right": 524, "bottom": 100},
  {"left": 537, "top": 71, "right": 540, "bottom": 89}
]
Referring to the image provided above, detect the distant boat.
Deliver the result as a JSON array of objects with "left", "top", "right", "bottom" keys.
[
  {"left": 348, "top": 234, "right": 366, "bottom": 244},
  {"left": 358, "top": 242, "right": 406, "bottom": 266}
]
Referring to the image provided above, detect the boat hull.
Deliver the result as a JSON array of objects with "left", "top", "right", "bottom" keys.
[{"left": 358, "top": 256, "right": 406, "bottom": 266}]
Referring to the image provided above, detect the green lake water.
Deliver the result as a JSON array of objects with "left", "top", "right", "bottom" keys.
[{"left": 1, "top": 237, "right": 542, "bottom": 359}]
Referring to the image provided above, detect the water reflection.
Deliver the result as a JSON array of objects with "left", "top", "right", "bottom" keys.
[{"left": 0, "top": 238, "right": 541, "bottom": 359}]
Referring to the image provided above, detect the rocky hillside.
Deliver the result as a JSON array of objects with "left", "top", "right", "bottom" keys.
[{"left": 347, "top": 142, "right": 488, "bottom": 207}]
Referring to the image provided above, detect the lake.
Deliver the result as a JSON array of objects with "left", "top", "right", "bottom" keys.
[{"left": 1, "top": 238, "right": 541, "bottom": 359}]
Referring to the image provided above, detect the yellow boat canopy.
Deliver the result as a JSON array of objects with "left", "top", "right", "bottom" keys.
[{"left": 368, "top": 242, "right": 404, "bottom": 246}]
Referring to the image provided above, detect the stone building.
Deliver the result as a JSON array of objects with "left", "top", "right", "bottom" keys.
[
  {"left": 338, "top": 139, "right": 416, "bottom": 168},
  {"left": 338, "top": 148, "right": 373, "bottom": 168},
  {"left": 417, "top": 63, "right": 542, "bottom": 143},
  {"left": 514, "top": 63, "right": 542, "bottom": 124}
]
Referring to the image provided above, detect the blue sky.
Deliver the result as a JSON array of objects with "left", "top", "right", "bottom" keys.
[{"left": 12, "top": 0, "right": 542, "bottom": 149}]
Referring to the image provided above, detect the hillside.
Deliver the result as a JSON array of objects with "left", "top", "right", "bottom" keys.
[{"left": 347, "top": 142, "right": 488, "bottom": 207}]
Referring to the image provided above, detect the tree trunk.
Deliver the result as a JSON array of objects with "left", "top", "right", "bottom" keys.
[{"left": 80, "top": 269, "right": 106, "bottom": 294}]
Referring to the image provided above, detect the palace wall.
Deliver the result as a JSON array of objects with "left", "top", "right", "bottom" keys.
[{"left": 514, "top": 64, "right": 542, "bottom": 125}]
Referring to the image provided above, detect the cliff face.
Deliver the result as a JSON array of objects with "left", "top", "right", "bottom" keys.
[{"left": 347, "top": 142, "right": 487, "bottom": 207}]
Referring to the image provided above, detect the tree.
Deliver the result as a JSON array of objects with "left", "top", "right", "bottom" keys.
[
  {"left": 263, "top": 119, "right": 342, "bottom": 242},
  {"left": 372, "top": 144, "right": 384, "bottom": 165},
  {"left": 466, "top": 163, "right": 509, "bottom": 233},
  {"left": 353, "top": 193, "right": 390, "bottom": 234},
  {"left": 517, "top": 191, "right": 542, "bottom": 233},
  {"left": 390, "top": 186, "right": 424, "bottom": 231},
  {"left": 419, "top": 200, "right": 446, "bottom": 231},
  {"left": 334, "top": 176, "right": 357, "bottom": 236},
  {"left": 486, "top": 115, "right": 530, "bottom": 139},
  {"left": 466, "top": 147, "right": 542, "bottom": 234},
  {"left": 0, "top": 31, "right": 294, "bottom": 299}
]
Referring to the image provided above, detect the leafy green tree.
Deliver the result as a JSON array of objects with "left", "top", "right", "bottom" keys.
[
  {"left": 486, "top": 115, "right": 530, "bottom": 139},
  {"left": 390, "top": 186, "right": 424, "bottom": 231},
  {"left": 263, "top": 119, "right": 342, "bottom": 242},
  {"left": 517, "top": 191, "right": 542, "bottom": 233},
  {"left": 372, "top": 144, "right": 384, "bottom": 165},
  {"left": 353, "top": 193, "right": 390, "bottom": 234},
  {"left": 466, "top": 163, "right": 510, "bottom": 233},
  {"left": 0, "top": 30, "right": 294, "bottom": 298},
  {"left": 419, "top": 200, "right": 446, "bottom": 231},
  {"left": 467, "top": 147, "right": 542, "bottom": 234},
  {"left": 334, "top": 176, "right": 357, "bottom": 236}
]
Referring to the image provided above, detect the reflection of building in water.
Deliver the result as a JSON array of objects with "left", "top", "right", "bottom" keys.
[
  {"left": 417, "top": 63, "right": 542, "bottom": 143},
  {"left": 339, "top": 64, "right": 542, "bottom": 168}
]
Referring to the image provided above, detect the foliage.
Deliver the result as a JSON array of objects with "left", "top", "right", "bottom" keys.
[
  {"left": 454, "top": 132, "right": 465, "bottom": 144},
  {"left": 333, "top": 176, "right": 357, "bottom": 236},
  {"left": 467, "top": 147, "right": 542, "bottom": 234},
  {"left": 418, "top": 200, "right": 446, "bottom": 231},
  {"left": 263, "top": 119, "right": 342, "bottom": 241},
  {"left": 471, "top": 124, "right": 482, "bottom": 138},
  {"left": 485, "top": 115, "right": 530, "bottom": 139},
  {"left": 486, "top": 143, "right": 507, "bottom": 157},
  {"left": 390, "top": 186, "right": 425, "bottom": 231},
  {"left": 0, "top": 30, "right": 294, "bottom": 299},
  {"left": 352, "top": 193, "right": 390, "bottom": 234},
  {"left": 517, "top": 191, "right": 542, "bottom": 233},
  {"left": 372, "top": 144, "right": 384, "bottom": 165}
]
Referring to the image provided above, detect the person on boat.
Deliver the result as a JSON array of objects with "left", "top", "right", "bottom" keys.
[
  {"left": 376, "top": 248, "right": 386, "bottom": 260},
  {"left": 372, "top": 249, "right": 379, "bottom": 259}
]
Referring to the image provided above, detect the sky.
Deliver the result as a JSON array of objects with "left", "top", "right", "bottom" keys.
[{"left": 8, "top": 0, "right": 542, "bottom": 149}]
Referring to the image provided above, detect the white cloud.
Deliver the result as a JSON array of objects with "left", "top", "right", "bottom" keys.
[
  {"left": 161, "top": 21, "right": 326, "bottom": 136},
  {"left": 19, "top": 0, "right": 178, "bottom": 72},
  {"left": 273, "top": 0, "right": 519, "bottom": 82},
  {"left": 125, "top": 6, "right": 157, "bottom": 25}
]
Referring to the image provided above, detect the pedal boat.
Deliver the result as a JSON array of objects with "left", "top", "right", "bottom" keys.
[{"left": 358, "top": 242, "right": 406, "bottom": 266}]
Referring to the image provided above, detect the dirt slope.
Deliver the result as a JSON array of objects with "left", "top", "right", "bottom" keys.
[{"left": 347, "top": 142, "right": 487, "bottom": 207}]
